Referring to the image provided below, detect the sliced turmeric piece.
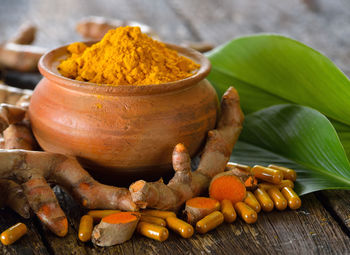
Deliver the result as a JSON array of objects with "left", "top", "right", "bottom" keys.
[
  {"left": 184, "top": 197, "right": 220, "bottom": 225},
  {"left": 209, "top": 171, "right": 246, "bottom": 205},
  {"left": 92, "top": 212, "right": 140, "bottom": 246}
]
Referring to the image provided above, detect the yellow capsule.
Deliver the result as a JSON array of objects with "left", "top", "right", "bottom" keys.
[
  {"left": 278, "top": 180, "right": 294, "bottom": 190},
  {"left": 142, "top": 210, "right": 176, "bottom": 219},
  {"left": 220, "top": 199, "right": 236, "bottom": 223},
  {"left": 268, "top": 165, "right": 297, "bottom": 181},
  {"left": 234, "top": 202, "right": 258, "bottom": 224},
  {"left": 226, "top": 162, "right": 251, "bottom": 172},
  {"left": 254, "top": 188, "right": 274, "bottom": 212},
  {"left": 1, "top": 222, "right": 28, "bottom": 245},
  {"left": 165, "top": 217, "right": 194, "bottom": 238},
  {"left": 267, "top": 187, "right": 287, "bottom": 211},
  {"left": 78, "top": 215, "right": 93, "bottom": 242},
  {"left": 251, "top": 165, "right": 284, "bottom": 184},
  {"left": 196, "top": 211, "right": 224, "bottom": 234},
  {"left": 244, "top": 191, "right": 261, "bottom": 213},
  {"left": 258, "top": 182, "right": 275, "bottom": 191},
  {"left": 140, "top": 215, "right": 166, "bottom": 227},
  {"left": 137, "top": 222, "right": 169, "bottom": 242},
  {"left": 281, "top": 187, "right": 302, "bottom": 210},
  {"left": 87, "top": 210, "right": 121, "bottom": 222}
]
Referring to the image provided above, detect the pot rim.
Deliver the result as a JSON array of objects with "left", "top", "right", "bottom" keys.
[{"left": 38, "top": 42, "right": 212, "bottom": 96}]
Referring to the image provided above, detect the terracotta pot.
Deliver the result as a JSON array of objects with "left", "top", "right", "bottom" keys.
[{"left": 29, "top": 42, "right": 218, "bottom": 185}]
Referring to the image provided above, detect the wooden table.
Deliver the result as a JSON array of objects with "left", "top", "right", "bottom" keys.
[{"left": 1, "top": 0, "right": 350, "bottom": 254}]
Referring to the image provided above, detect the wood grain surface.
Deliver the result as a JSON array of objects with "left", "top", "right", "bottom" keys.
[{"left": 0, "top": 0, "right": 350, "bottom": 254}]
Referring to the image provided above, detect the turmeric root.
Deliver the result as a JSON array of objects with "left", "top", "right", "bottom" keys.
[
  {"left": 3, "top": 123, "right": 37, "bottom": 150},
  {"left": 0, "top": 23, "right": 46, "bottom": 72},
  {"left": 92, "top": 212, "right": 140, "bottom": 246},
  {"left": 0, "top": 93, "right": 32, "bottom": 219},
  {"left": 0, "top": 150, "right": 137, "bottom": 236},
  {"left": 0, "top": 43, "right": 46, "bottom": 72},
  {"left": 0, "top": 179, "right": 30, "bottom": 218},
  {"left": 0, "top": 84, "right": 32, "bottom": 105},
  {"left": 129, "top": 87, "right": 244, "bottom": 211},
  {"left": 8, "top": 22, "right": 37, "bottom": 45},
  {"left": 209, "top": 170, "right": 247, "bottom": 204},
  {"left": 184, "top": 197, "right": 220, "bottom": 225},
  {"left": 0, "top": 104, "right": 26, "bottom": 132},
  {"left": 4, "top": 94, "right": 37, "bottom": 150},
  {"left": 76, "top": 16, "right": 159, "bottom": 41}
]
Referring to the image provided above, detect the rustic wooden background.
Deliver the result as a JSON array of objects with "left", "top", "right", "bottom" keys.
[{"left": 0, "top": 0, "right": 350, "bottom": 254}]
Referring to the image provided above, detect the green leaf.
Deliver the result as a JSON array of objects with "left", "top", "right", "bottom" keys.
[
  {"left": 230, "top": 104, "right": 350, "bottom": 195},
  {"left": 207, "top": 35, "right": 350, "bottom": 155}
]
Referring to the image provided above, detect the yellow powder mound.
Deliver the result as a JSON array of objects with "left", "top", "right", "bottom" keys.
[{"left": 58, "top": 26, "right": 200, "bottom": 86}]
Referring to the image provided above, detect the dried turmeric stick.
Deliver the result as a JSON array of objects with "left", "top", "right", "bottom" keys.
[
  {"left": 0, "top": 84, "right": 32, "bottom": 105},
  {"left": 3, "top": 123, "right": 36, "bottom": 150},
  {"left": 184, "top": 197, "right": 220, "bottom": 225},
  {"left": 8, "top": 22, "right": 37, "bottom": 45},
  {"left": 0, "top": 22, "right": 46, "bottom": 72},
  {"left": 0, "top": 103, "right": 26, "bottom": 132},
  {"left": 129, "top": 87, "right": 244, "bottom": 211},
  {"left": 209, "top": 170, "right": 247, "bottom": 204},
  {"left": 0, "top": 43, "right": 46, "bottom": 72},
  {"left": 92, "top": 212, "right": 140, "bottom": 246},
  {"left": 3, "top": 94, "right": 37, "bottom": 150}
]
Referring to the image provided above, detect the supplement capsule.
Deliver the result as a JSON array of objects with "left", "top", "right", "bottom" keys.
[
  {"left": 1, "top": 222, "right": 28, "bottom": 245},
  {"left": 278, "top": 180, "right": 294, "bottom": 190},
  {"left": 196, "top": 211, "right": 224, "bottom": 234},
  {"left": 137, "top": 222, "right": 169, "bottom": 242},
  {"left": 140, "top": 215, "right": 166, "bottom": 227},
  {"left": 251, "top": 165, "right": 284, "bottom": 184},
  {"left": 142, "top": 210, "right": 176, "bottom": 219},
  {"left": 244, "top": 191, "right": 261, "bottom": 213},
  {"left": 267, "top": 187, "right": 287, "bottom": 211},
  {"left": 254, "top": 188, "right": 274, "bottom": 212},
  {"left": 220, "top": 200, "right": 236, "bottom": 223},
  {"left": 166, "top": 217, "right": 194, "bottom": 238},
  {"left": 78, "top": 215, "right": 93, "bottom": 242},
  {"left": 226, "top": 162, "right": 251, "bottom": 172},
  {"left": 268, "top": 165, "right": 297, "bottom": 181},
  {"left": 281, "top": 187, "right": 302, "bottom": 210},
  {"left": 234, "top": 202, "right": 257, "bottom": 224},
  {"left": 258, "top": 182, "right": 275, "bottom": 191},
  {"left": 87, "top": 210, "right": 121, "bottom": 222}
]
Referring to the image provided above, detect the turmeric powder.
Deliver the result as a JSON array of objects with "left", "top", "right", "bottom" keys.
[{"left": 58, "top": 26, "right": 200, "bottom": 86}]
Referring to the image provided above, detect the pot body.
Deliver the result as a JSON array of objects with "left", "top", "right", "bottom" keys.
[{"left": 29, "top": 77, "right": 218, "bottom": 184}]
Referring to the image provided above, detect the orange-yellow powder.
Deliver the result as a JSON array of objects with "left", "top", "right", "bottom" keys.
[{"left": 58, "top": 26, "right": 200, "bottom": 86}]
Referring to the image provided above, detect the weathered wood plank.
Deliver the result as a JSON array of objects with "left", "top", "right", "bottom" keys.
[
  {"left": 0, "top": 0, "right": 196, "bottom": 49},
  {"left": 168, "top": 0, "right": 350, "bottom": 76},
  {"left": 0, "top": 208, "right": 49, "bottom": 255},
  {"left": 317, "top": 190, "right": 350, "bottom": 234}
]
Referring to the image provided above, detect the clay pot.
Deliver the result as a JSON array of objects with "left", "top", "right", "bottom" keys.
[{"left": 29, "top": 43, "right": 218, "bottom": 185}]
